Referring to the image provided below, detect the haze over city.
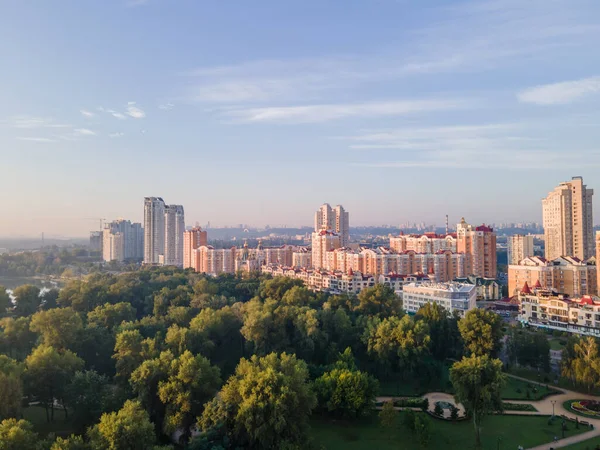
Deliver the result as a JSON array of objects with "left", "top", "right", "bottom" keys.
[{"left": 2, "top": 0, "right": 600, "bottom": 237}]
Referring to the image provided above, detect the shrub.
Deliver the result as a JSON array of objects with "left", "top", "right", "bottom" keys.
[
  {"left": 450, "top": 406, "right": 459, "bottom": 420},
  {"left": 433, "top": 403, "right": 444, "bottom": 417}
]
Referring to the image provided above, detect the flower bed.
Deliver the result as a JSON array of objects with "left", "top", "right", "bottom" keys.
[{"left": 565, "top": 400, "right": 600, "bottom": 418}]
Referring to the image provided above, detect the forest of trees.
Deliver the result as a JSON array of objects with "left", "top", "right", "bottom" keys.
[
  {"left": 0, "top": 248, "right": 101, "bottom": 277},
  {"left": 0, "top": 267, "right": 597, "bottom": 449}
]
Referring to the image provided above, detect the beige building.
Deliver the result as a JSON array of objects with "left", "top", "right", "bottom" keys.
[
  {"left": 507, "top": 234, "right": 535, "bottom": 265},
  {"left": 315, "top": 203, "right": 349, "bottom": 247},
  {"left": 508, "top": 255, "right": 597, "bottom": 298},
  {"left": 311, "top": 230, "right": 341, "bottom": 269},
  {"left": 402, "top": 281, "right": 477, "bottom": 317},
  {"left": 542, "top": 176, "right": 594, "bottom": 261},
  {"left": 390, "top": 233, "right": 457, "bottom": 253},
  {"left": 292, "top": 248, "right": 312, "bottom": 268},
  {"left": 193, "top": 246, "right": 237, "bottom": 275},
  {"left": 183, "top": 227, "right": 207, "bottom": 269},
  {"left": 457, "top": 218, "right": 497, "bottom": 278},
  {"left": 518, "top": 286, "right": 600, "bottom": 337}
]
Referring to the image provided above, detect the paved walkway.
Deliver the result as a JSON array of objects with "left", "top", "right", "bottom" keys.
[{"left": 377, "top": 373, "right": 600, "bottom": 449}]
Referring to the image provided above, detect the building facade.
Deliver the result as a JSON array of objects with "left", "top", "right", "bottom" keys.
[
  {"left": 402, "top": 281, "right": 477, "bottom": 317},
  {"left": 507, "top": 234, "right": 535, "bottom": 265},
  {"left": 508, "top": 255, "right": 597, "bottom": 298},
  {"left": 311, "top": 230, "right": 341, "bottom": 270},
  {"left": 89, "top": 231, "right": 103, "bottom": 252},
  {"left": 164, "top": 205, "right": 185, "bottom": 267},
  {"left": 144, "top": 197, "right": 166, "bottom": 265},
  {"left": 314, "top": 203, "right": 349, "bottom": 246},
  {"left": 183, "top": 227, "right": 208, "bottom": 269},
  {"left": 518, "top": 286, "right": 600, "bottom": 337},
  {"left": 543, "top": 176, "right": 594, "bottom": 261},
  {"left": 390, "top": 233, "right": 457, "bottom": 253},
  {"left": 102, "top": 219, "right": 143, "bottom": 262},
  {"left": 456, "top": 218, "right": 497, "bottom": 278}
]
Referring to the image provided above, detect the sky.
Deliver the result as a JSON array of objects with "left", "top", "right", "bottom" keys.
[{"left": 1, "top": 0, "right": 600, "bottom": 237}]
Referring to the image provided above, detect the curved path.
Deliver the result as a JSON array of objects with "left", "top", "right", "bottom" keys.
[{"left": 377, "top": 373, "right": 600, "bottom": 449}]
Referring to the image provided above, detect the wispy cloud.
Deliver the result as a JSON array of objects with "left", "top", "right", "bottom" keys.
[
  {"left": 97, "top": 107, "right": 127, "bottom": 120},
  {"left": 16, "top": 137, "right": 57, "bottom": 143},
  {"left": 73, "top": 128, "right": 96, "bottom": 136},
  {"left": 158, "top": 103, "right": 174, "bottom": 111},
  {"left": 126, "top": 102, "right": 146, "bottom": 119},
  {"left": 224, "top": 99, "right": 470, "bottom": 124},
  {"left": 80, "top": 109, "right": 95, "bottom": 118},
  {"left": 9, "top": 116, "right": 70, "bottom": 129},
  {"left": 109, "top": 132, "right": 124, "bottom": 138},
  {"left": 518, "top": 76, "right": 600, "bottom": 105}
]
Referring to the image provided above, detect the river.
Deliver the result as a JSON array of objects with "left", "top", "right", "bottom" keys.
[{"left": 0, "top": 276, "right": 62, "bottom": 298}]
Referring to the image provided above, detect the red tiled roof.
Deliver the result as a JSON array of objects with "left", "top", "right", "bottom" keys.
[
  {"left": 521, "top": 281, "right": 532, "bottom": 294},
  {"left": 475, "top": 224, "right": 494, "bottom": 232},
  {"left": 533, "top": 279, "right": 542, "bottom": 289}
]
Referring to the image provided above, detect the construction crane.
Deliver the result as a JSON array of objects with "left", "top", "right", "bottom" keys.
[{"left": 83, "top": 218, "right": 107, "bottom": 231}]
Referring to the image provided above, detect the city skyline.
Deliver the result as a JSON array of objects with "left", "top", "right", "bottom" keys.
[{"left": 2, "top": 0, "right": 600, "bottom": 237}]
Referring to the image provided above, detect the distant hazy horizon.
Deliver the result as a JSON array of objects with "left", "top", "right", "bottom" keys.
[{"left": 2, "top": 0, "right": 600, "bottom": 237}]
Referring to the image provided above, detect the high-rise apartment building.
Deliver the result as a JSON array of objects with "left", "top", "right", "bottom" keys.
[
  {"left": 183, "top": 227, "right": 208, "bottom": 269},
  {"left": 456, "top": 218, "right": 497, "bottom": 278},
  {"left": 102, "top": 219, "right": 143, "bottom": 262},
  {"left": 89, "top": 231, "right": 103, "bottom": 252},
  {"left": 507, "top": 234, "right": 535, "bottom": 265},
  {"left": 543, "top": 176, "right": 594, "bottom": 261},
  {"left": 508, "top": 255, "right": 597, "bottom": 298},
  {"left": 144, "top": 197, "right": 166, "bottom": 265},
  {"left": 311, "top": 230, "right": 341, "bottom": 270},
  {"left": 314, "top": 203, "right": 349, "bottom": 246},
  {"left": 164, "top": 205, "right": 185, "bottom": 267},
  {"left": 390, "top": 232, "right": 457, "bottom": 253}
]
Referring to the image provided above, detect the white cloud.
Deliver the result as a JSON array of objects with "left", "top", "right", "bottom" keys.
[
  {"left": 159, "top": 103, "right": 174, "bottom": 110},
  {"left": 97, "top": 107, "right": 127, "bottom": 120},
  {"left": 16, "top": 137, "right": 57, "bottom": 143},
  {"left": 80, "top": 109, "right": 95, "bottom": 118},
  {"left": 10, "top": 116, "right": 70, "bottom": 129},
  {"left": 73, "top": 128, "right": 96, "bottom": 136},
  {"left": 224, "top": 99, "right": 470, "bottom": 124},
  {"left": 518, "top": 76, "right": 600, "bottom": 105},
  {"left": 126, "top": 103, "right": 146, "bottom": 119},
  {"left": 109, "top": 132, "right": 124, "bottom": 138}
]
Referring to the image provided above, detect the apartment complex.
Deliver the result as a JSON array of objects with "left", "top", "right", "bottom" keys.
[
  {"left": 542, "top": 176, "right": 594, "bottom": 261},
  {"left": 311, "top": 230, "right": 341, "bottom": 270},
  {"left": 456, "top": 218, "right": 497, "bottom": 278},
  {"left": 89, "top": 231, "right": 103, "bottom": 252},
  {"left": 508, "top": 255, "right": 597, "bottom": 298},
  {"left": 102, "top": 219, "right": 144, "bottom": 262},
  {"left": 518, "top": 286, "right": 600, "bottom": 337},
  {"left": 292, "top": 247, "right": 312, "bottom": 268},
  {"left": 143, "top": 197, "right": 185, "bottom": 266},
  {"left": 183, "top": 227, "right": 208, "bottom": 269},
  {"left": 507, "top": 234, "right": 535, "bottom": 265},
  {"left": 390, "top": 232, "right": 457, "bottom": 253},
  {"left": 314, "top": 203, "right": 349, "bottom": 246},
  {"left": 402, "top": 281, "right": 477, "bottom": 317}
]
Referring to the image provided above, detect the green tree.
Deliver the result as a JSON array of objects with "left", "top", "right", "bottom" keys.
[
  {"left": 356, "top": 285, "right": 402, "bottom": 317},
  {"left": 0, "top": 317, "right": 37, "bottom": 359},
  {"left": 315, "top": 349, "right": 378, "bottom": 418},
  {"left": 158, "top": 351, "right": 221, "bottom": 443},
  {"left": 199, "top": 352, "right": 316, "bottom": 449},
  {"left": 414, "top": 415, "right": 431, "bottom": 449},
  {"left": 365, "top": 315, "right": 430, "bottom": 374},
  {"left": 0, "top": 418, "right": 39, "bottom": 450},
  {"left": 87, "top": 302, "right": 136, "bottom": 330},
  {"left": 258, "top": 276, "right": 304, "bottom": 301},
  {"left": 450, "top": 354, "right": 505, "bottom": 449},
  {"left": 562, "top": 336, "right": 600, "bottom": 392},
  {"left": 65, "top": 370, "right": 111, "bottom": 432},
  {"left": 0, "top": 355, "right": 24, "bottom": 420},
  {"left": 88, "top": 400, "right": 156, "bottom": 450},
  {"left": 458, "top": 309, "right": 503, "bottom": 357},
  {"left": 40, "top": 288, "right": 60, "bottom": 310},
  {"left": 50, "top": 435, "right": 90, "bottom": 450},
  {"left": 416, "top": 303, "right": 462, "bottom": 360},
  {"left": 506, "top": 329, "right": 550, "bottom": 372},
  {"left": 25, "top": 345, "right": 84, "bottom": 422},
  {"left": 30, "top": 307, "right": 83, "bottom": 349},
  {"left": 403, "top": 409, "right": 416, "bottom": 431},
  {"left": 113, "top": 329, "right": 158, "bottom": 381},
  {"left": 0, "top": 285, "right": 10, "bottom": 316},
  {"left": 378, "top": 401, "right": 397, "bottom": 439},
  {"left": 13, "top": 285, "right": 41, "bottom": 317}
]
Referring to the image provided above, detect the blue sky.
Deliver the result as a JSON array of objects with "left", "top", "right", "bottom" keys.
[{"left": 1, "top": 0, "right": 600, "bottom": 237}]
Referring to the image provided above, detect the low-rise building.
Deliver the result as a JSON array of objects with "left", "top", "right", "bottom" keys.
[
  {"left": 517, "top": 283, "right": 600, "bottom": 337},
  {"left": 454, "top": 275, "right": 501, "bottom": 300},
  {"left": 402, "top": 281, "right": 477, "bottom": 317}
]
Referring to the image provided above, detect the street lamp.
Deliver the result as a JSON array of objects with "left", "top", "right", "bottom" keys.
[{"left": 551, "top": 400, "right": 556, "bottom": 418}]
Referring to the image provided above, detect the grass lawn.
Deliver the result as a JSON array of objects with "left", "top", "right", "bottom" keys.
[
  {"left": 561, "top": 437, "right": 600, "bottom": 449},
  {"left": 501, "top": 376, "right": 558, "bottom": 400},
  {"left": 549, "top": 338, "right": 567, "bottom": 351},
  {"left": 23, "top": 405, "right": 76, "bottom": 437},
  {"left": 311, "top": 412, "right": 587, "bottom": 450},
  {"left": 509, "top": 367, "right": 600, "bottom": 396}
]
